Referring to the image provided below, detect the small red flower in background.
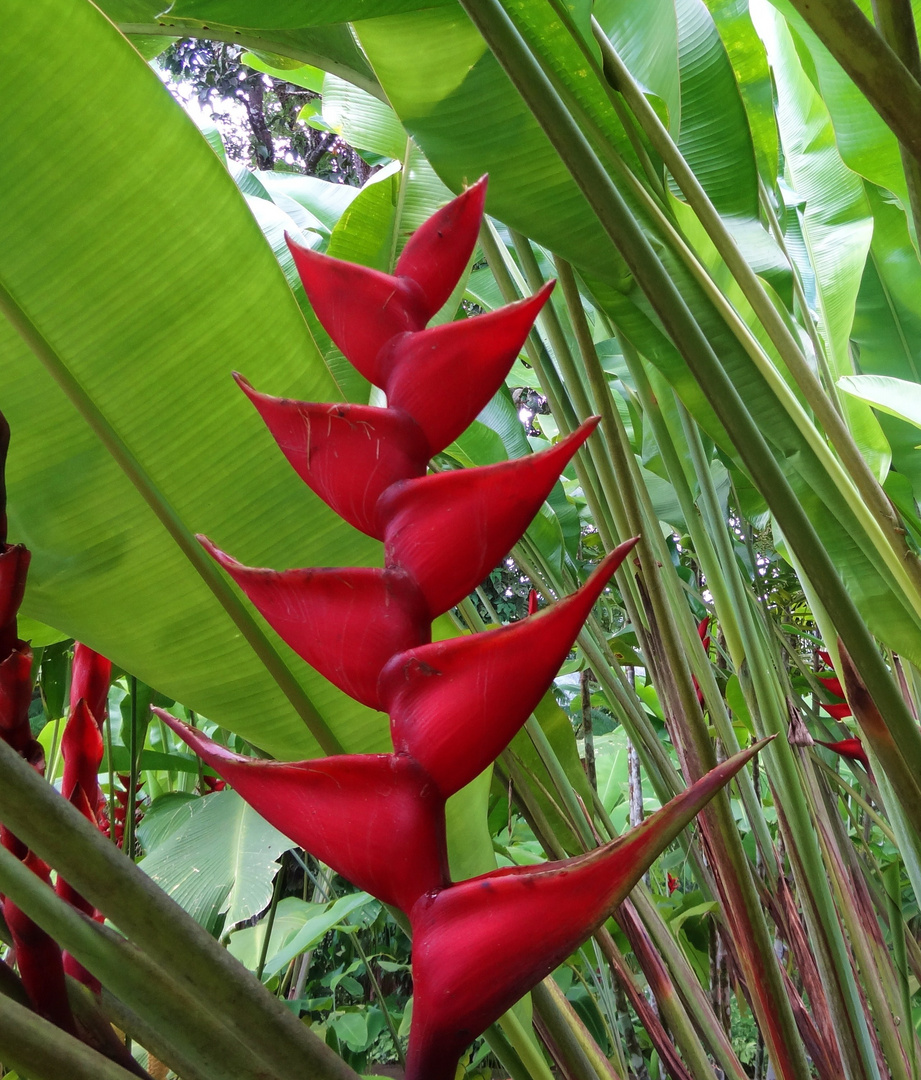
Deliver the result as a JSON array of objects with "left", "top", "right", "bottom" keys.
[
  {"left": 667, "top": 872, "right": 681, "bottom": 894},
  {"left": 816, "top": 648, "right": 851, "bottom": 718},
  {"left": 816, "top": 737, "right": 870, "bottom": 771}
]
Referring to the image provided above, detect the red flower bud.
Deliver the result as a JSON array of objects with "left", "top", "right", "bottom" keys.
[{"left": 69, "top": 643, "right": 112, "bottom": 730}]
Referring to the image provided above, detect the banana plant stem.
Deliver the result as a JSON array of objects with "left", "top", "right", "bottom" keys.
[
  {"left": 0, "top": 841, "right": 289, "bottom": 1080},
  {"left": 0, "top": 990, "right": 145, "bottom": 1080},
  {"left": 871, "top": 0, "right": 921, "bottom": 252}
]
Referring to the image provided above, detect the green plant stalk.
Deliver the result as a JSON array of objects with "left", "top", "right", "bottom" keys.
[
  {"left": 783, "top": 0, "right": 921, "bottom": 166},
  {"left": 255, "top": 856, "right": 286, "bottom": 983},
  {"left": 98, "top": 990, "right": 211, "bottom": 1080},
  {"left": 883, "top": 860, "right": 919, "bottom": 1080},
  {"left": 0, "top": 282, "right": 342, "bottom": 757},
  {"left": 812, "top": 757, "right": 895, "bottom": 846},
  {"left": 0, "top": 991, "right": 145, "bottom": 1080},
  {"left": 0, "top": 735, "right": 360, "bottom": 1080},
  {"left": 590, "top": 23, "right": 921, "bottom": 602},
  {"left": 805, "top": 765, "right": 912, "bottom": 1080},
  {"left": 460, "top": 0, "right": 921, "bottom": 837},
  {"left": 568, "top": 274, "right": 776, "bottom": 872},
  {"left": 871, "top": 0, "right": 921, "bottom": 236},
  {"left": 496, "top": 1006, "right": 556, "bottom": 1080},
  {"left": 510, "top": 537, "right": 680, "bottom": 803},
  {"left": 518, "top": 1, "right": 921, "bottom": 617},
  {"left": 627, "top": 891, "right": 750, "bottom": 1080},
  {"left": 724, "top": 581, "right": 884, "bottom": 1080},
  {"left": 479, "top": 222, "right": 622, "bottom": 561},
  {"left": 511, "top": 232, "right": 632, "bottom": 551},
  {"left": 619, "top": 902, "right": 728, "bottom": 1080},
  {"left": 531, "top": 979, "right": 624, "bottom": 1080},
  {"left": 0, "top": 841, "right": 293, "bottom": 1080},
  {"left": 557, "top": 257, "right": 814, "bottom": 1075}
]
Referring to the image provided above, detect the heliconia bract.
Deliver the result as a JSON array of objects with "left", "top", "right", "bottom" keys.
[{"left": 166, "top": 178, "right": 766, "bottom": 1079}]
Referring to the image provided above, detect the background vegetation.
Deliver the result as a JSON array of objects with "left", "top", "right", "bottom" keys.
[{"left": 4, "top": 1, "right": 921, "bottom": 1078}]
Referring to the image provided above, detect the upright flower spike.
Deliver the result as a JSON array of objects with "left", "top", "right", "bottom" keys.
[
  {"left": 382, "top": 540, "right": 638, "bottom": 798},
  {"left": 181, "top": 183, "right": 768, "bottom": 1075},
  {"left": 406, "top": 741, "right": 768, "bottom": 1080}
]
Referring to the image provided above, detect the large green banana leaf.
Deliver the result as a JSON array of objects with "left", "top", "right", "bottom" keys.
[{"left": 0, "top": 0, "right": 387, "bottom": 761}]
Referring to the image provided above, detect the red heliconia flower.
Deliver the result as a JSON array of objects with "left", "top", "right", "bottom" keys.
[
  {"left": 816, "top": 737, "right": 870, "bottom": 770},
  {"left": 180, "top": 180, "right": 769, "bottom": 1076},
  {"left": 667, "top": 872, "right": 680, "bottom": 894},
  {"left": 405, "top": 742, "right": 766, "bottom": 1080}
]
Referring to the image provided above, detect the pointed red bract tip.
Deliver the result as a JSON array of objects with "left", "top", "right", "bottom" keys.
[
  {"left": 69, "top": 643, "right": 111, "bottom": 730},
  {"left": 394, "top": 177, "right": 488, "bottom": 318},
  {"left": 817, "top": 737, "right": 870, "bottom": 769},
  {"left": 382, "top": 539, "right": 638, "bottom": 797},
  {"left": 380, "top": 418, "right": 602, "bottom": 618},
  {"left": 236, "top": 379, "right": 430, "bottom": 538},
  {"left": 528, "top": 589, "right": 539, "bottom": 616},
  {"left": 819, "top": 701, "right": 852, "bottom": 720},
  {"left": 199, "top": 537, "right": 430, "bottom": 710},
  {"left": 60, "top": 699, "right": 104, "bottom": 812},
  {"left": 155, "top": 711, "right": 450, "bottom": 912},
  {"left": 381, "top": 282, "right": 554, "bottom": 455},
  {"left": 405, "top": 739, "right": 769, "bottom": 1079},
  {"left": 817, "top": 672, "right": 845, "bottom": 699},
  {"left": 285, "top": 236, "right": 429, "bottom": 384}
]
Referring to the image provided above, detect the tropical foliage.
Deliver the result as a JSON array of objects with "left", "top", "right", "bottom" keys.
[{"left": 3, "top": 0, "right": 921, "bottom": 1078}]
